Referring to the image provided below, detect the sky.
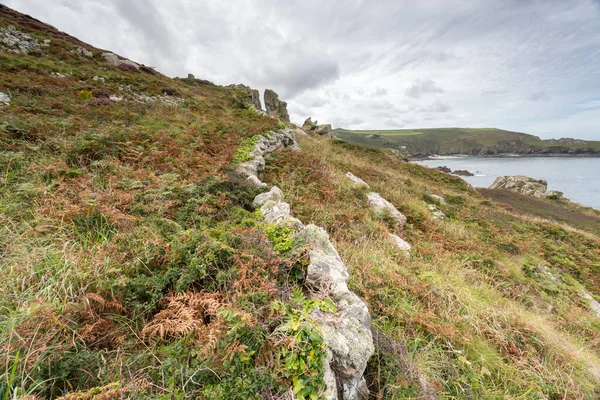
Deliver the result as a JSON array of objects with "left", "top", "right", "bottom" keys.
[{"left": 4, "top": 0, "right": 600, "bottom": 139}]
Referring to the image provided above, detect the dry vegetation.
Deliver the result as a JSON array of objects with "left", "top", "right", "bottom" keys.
[
  {"left": 2, "top": 5, "right": 600, "bottom": 400},
  {"left": 264, "top": 137, "right": 600, "bottom": 399}
]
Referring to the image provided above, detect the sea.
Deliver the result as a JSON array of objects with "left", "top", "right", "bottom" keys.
[{"left": 414, "top": 157, "right": 600, "bottom": 210}]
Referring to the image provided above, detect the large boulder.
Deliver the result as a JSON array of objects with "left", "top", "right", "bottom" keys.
[
  {"left": 101, "top": 52, "right": 139, "bottom": 70},
  {"left": 228, "top": 84, "right": 262, "bottom": 111},
  {"left": 489, "top": 175, "right": 563, "bottom": 198},
  {"left": 264, "top": 89, "right": 289, "bottom": 122}
]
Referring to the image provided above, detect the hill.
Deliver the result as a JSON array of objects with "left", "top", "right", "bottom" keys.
[
  {"left": 335, "top": 127, "right": 600, "bottom": 158},
  {"left": 2, "top": 5, "right": 600, "bottom": 399}
]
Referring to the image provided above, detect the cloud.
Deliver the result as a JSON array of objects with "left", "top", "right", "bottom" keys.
[
  {"left": 405, "top": 79, "right": 444, "bottom": 99},
  {"left": 5, "top": 0, "right": 600, "bottom": 139}
]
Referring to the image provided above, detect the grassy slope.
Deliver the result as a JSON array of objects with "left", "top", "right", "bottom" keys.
[
  {"left": 264, "top": 138, "right": 600, "bottom": 399},
  {"left": 2, "top": 5, "right": 600, "bottom": 400},
  {"left": 335, "top": 127, "right": 600, "bottom": 157},
  {"left": 0, "top": 7, "right": 332, "bottom": 400}
]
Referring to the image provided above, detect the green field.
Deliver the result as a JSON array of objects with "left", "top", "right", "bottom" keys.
[{"left": 335, "top": 127, "right": 600, "bottom": 157}]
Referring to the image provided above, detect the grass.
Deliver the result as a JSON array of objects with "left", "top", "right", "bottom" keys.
[
  {"left": 335, "top": 127, "right": 600, "bottom": 157},
  {"left": 2, "top": 4, "right": 600, "bottom": 399},
  {"left": 263, "top": 135, "right": 600, "bottom": 399}
]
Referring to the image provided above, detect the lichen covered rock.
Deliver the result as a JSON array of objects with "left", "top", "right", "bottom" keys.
[
  {"left": 367, "top": 192, "right": 407, "bottom": 229},
  {"left": 264, "top": 89, "right": 289, "bottom": 122},
  {"left": 489, "top": 175, "right": 563, "bottom": 198}
]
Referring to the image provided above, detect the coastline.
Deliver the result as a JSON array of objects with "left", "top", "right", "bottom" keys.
[{"left": 409, "top": 153, "right": 600, "bottom": 161}]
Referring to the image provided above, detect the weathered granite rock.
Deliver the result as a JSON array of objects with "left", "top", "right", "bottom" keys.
[
  {"left": 389, "top": 233, "right": 411, "bottom": 253},
  {"left": 101, "top": 52, "right": 140, "bottom": 70},
  {"left": 295, "top": 127, "right": 308, "bottom": 137},
  {"left": 0, "top": 91, "right": 11, "bottom": 107},
  {"left": 427, "top": 204, "right": 445, "bottom": 220},
  {"left": 429, "top": 194, "right": 446, "bottom": 205},
  {"left": 345, "top": 172, "right": 370, "bottom": 188},
  {"left": 582, "top": 292, "right": 600, "bottom": 318},
  {"left": 0, "top": 25, "right": 49, "bottom": 54},
  {"left": 228, "top": 84, "right": 262, "bottom": 111},
  {"left": 236, "top": 128, "right": 299, "bottom": 187},
  {"left": 237, "top": 129, "right": 374, "bottom": 399},
  {"left": 264, "top": 89, "right": 289, "bottom": 122},
  {"left": 294, "top": 225, "right": 373, "bottom": 400},
  {"left": 302, "top": 117, "right": 334, "bottom": 139},
  {"left": 489, "top": 175, "right": 563, "bottom": 198},
  {"left": 367, "top": 192, "right": 407, "bottom": 229},
  {"left": 69, "top": 47, "right": 93, "bottom": 57}
]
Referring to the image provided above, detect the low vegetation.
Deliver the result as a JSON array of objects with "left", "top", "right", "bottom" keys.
[
  {"left": 335, "top": 127, "right": 600, "bottom": 157},
  {"left": 1, "top": 5, "right": 600, "bottom": 399}
]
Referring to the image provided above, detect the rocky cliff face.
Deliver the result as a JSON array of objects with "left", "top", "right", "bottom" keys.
[
  {"left": 489, "top": 175, "right": 563, "bottom": 198},
  {"left": 228, "top": 83, "right": 262, "bottom": 111},
  {"left": 264, "top": 89, "right": 290, "bottom": 122}
]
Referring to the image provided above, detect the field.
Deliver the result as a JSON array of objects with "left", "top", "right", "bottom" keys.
[{"left": 335, "top": 127, "right": 600, "bottom": 157}]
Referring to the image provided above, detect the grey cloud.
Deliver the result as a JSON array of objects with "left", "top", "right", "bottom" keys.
[
  {"left": 405, "top": 79, "right": 444, "bottom": 99},
  {"left": 5, "top": 0, "right": 600, "bottom": 139}
]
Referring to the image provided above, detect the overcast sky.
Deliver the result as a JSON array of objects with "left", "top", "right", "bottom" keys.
[{"left": 4, "top": 0, "right": 600, "bottom": 139}]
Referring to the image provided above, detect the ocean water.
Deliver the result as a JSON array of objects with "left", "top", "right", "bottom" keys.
[{"left": 415, "top": 157, "right": 600, "bottom": 210}]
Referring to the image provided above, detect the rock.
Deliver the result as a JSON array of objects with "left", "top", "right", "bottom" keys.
[
  {"left": 101, "top": 52, "right": 139, "bottom": 70},
  {"left": 436, "top": 166, "right": 451, "bottom": 173},
  {"left": 294, "top": 225, "right": 374, "bottom": 399},
  {"left": 0, "top": 91, "right": 10, "bottom": 107},
  {"left": 0, "top": 25, "right": 48, "bottom": 54},
  {"left": 581, "top": 292, "right": 600, "bottom": 318},
  {"left": 345, "top": 172, "right": 370, "bottom": 188},
  {"left": 302, "top": 117, "right": 334, "bottom": 139},
  {"left": 239, "top": 129, "right": 374, "bottom": 399},
  {"left": 452, "top": 169, "right": 474, "bottom": 176},
  {"left": 302, "top": 117, "right": 317, "bottom": 132},
  {"left": 92, "top": 76, "right": 105, "bottom": 83},
  {"left": 228, "top": 84, "right": 262, "bottom": 111},
  {"left": 429, "top": 194, "right": 446, "bottom": 205},
  {"left": 427, "top": 204, "right": 445, "bottom": 220},
  {"left": 109, "top": 95, "right": 123, "bottom": 102},
  {"left": 236, "top": 127, "right": 300, "bottom": 187},
  {"left": 264, "top": 89, "right": 289, "bottom": 122},
  {"left": 187, "top": 73, "right": 195, "bottom": 79},
  {"left": 389, "top": 233, "right": 411, "bottom": 253},
  {"left": 367, "top": 192, "right": 407, "bottom": 229},
  {"left": 295, "top": 127, "right": 308, "bottom": 137},
  {"left": 315, "top": 124, "right": 333, "bottom": 139},
  {"left": 489, "top": 175, "right": 563, "bottom": 199},
  {"left": 70, "top": 47, "right": 93, "bottom": 57}
]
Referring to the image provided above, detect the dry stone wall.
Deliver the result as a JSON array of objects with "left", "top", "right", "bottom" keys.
[{"left": 238, "top": 129, "right": 374, "bottom": 400}]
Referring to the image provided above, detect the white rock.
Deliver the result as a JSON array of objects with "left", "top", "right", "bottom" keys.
[
  {"left": 92, "top": 75, "right": 105, "bottom": 83},
  {"left": 109, "top": 95, "right": 123, "bottom": 102},
  {"left": 427, "top": 204, "right": 446, "bottom": 219},
  {"left": 430, "top": 194, "right": 446, "bottom": 205},
  {"left": 345, "top": 172, "right": 370, "bottom": 188},
  {"left": 582, "top": 292, "right": 600, "bottom": 318},
  {"left": 0, "top": 91, "right": 11, "bottom": 106},
  {"left": 389, "top": 233, "right": 411, "bottom": 252},
  {"left": 367, "top": 192, "right": 407, "bottom": 229}
]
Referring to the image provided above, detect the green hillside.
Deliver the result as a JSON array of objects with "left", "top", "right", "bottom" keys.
[
  {"left": 335, "top": 127, "right": 600, "bottom": 157},
  {"left": 2, "top": 5, "right": 600, "bottom": 399}
]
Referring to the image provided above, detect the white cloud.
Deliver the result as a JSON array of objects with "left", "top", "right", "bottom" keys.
[{"left": 5, "top": 0, "right": 600, "bottom": 139}]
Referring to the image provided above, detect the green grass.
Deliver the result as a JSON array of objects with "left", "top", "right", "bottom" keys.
[{"left": 335, "top": 127, "right": 600, "bottom": 157}]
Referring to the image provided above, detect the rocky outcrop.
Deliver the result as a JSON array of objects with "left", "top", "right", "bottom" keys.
[
  {"left": 264, "top": 89, "right": 289, "bottom": 122},
  {"left": 69, "top": 47, "right": 93, "bottom": 57},
  {"left": 239, "top": 130, "right": 374, "bottom": 400},
  {"left": 1, "top": 25, "right": 49, "bottom": 54},
  {"left": 367, "top": 192, "right": 407, "bottom": 229},
  {"left": 581, "top": 292, "right": 600, "bottom": 318},
  {"left": 489, "top": 175, "right": 563, "bottom": 198},
  {"left": 101, "top": 52, "right": 140, "bottom": 70},
  {"left": 228, "top": 84, "right": 262, "bottom": 111},
  {"left": 303, "top": 117, "right": 334, "bottom": 139},
  {"left": 453, "top": 169, "right": 474, "bottom": 176}
]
